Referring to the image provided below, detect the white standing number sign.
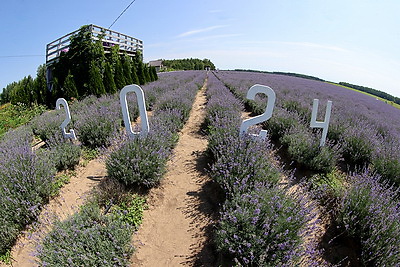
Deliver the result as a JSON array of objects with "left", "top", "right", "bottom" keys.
[
  {"left": 240, "top": 84, "right": 276, "bottom": 140},
  {"left": 120, "top": 84, "right": 149, "bottom": 138},
  {"left": 310, "top": 99, "right": 332, "bottom": 147},
  {"left": 56, "top": 98, "right": 77, "bottom": 140}
]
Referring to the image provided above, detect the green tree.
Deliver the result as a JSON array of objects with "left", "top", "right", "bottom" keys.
[
  {"left": 131, "top": 60, "right": 139, "bottom": 85},
  {"left": 66, "top": 25, "right": 105, "bottom": 96},
  {"left": 122, "top": 54, "right": 133, "bottom": 85},
  {"left": 10, "top": 76, "right": 34, "bottom": 105},
  {"left": 87, "top": 61, "right": 105, "bottom": 97},
  {"left": 103, "top": 62, "right": 117, "bottom": 94},
  {"left": 64, "top": 70, "right": 79, "bottom": 99},
  {"left": 34, "top": 64, "right": 48, "bottom": 105},
  {"left": 144, "top": 65, "right": 151, "bottom": 83},
  {"left": 151, "top": 66, "right": 158, "bottom": 81},
  {"left": 114, "top": 57, "right": 126, "bottom": 90}
]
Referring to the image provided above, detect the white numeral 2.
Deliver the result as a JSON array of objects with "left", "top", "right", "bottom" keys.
[
  {"left": 120, "top": 84, "right": 149, "bottom": 138},
  {"left": 56, "top": 98, "right": 77, "bottom": 140},
  {"left": 310, "top": 99, "right": 332, "bottom": 147},
  {"left": 240, "top": 84, "right": 276, "bottom": 140}
]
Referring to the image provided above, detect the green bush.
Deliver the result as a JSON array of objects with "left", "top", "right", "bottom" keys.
[
  {"left": 216, "top": 186, "right": 307, "bottom": 266},
  {"left": 106, "top": 134, "right": 170, "bottom": 188},
  {"left": 48, "top": 140, "right": 81, "bottom": 171},
  {"left": 372, "top": 157, "right": 400, "bottom": 186},
  {"left": 281, "top": 129, "right": 339, "bottom": 173},
  {"left": 342, "top": 135, "right": 373, "bottom": 166},
  {"left": 37, "top": 203, "right": 134, "bottom": 266},
  {"left": 337, "top": 172, "right": 400, "bottom": 266}
]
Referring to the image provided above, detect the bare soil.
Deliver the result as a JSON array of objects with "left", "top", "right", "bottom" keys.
[
  {"left": 2, "top": 159, "right": 106, "bottom": 267},
  {"left": 131, "top": 83, "right": 219, "bottom": 266}
]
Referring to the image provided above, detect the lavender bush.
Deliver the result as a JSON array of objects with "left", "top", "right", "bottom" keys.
[
  {"left": 106, "top": 129, "right": 172, "bottom": 187},
  {"left": 47, "top": 134, "right": 81, "bottom": 171},
  {"left": 216, "top": 186, "right": 308, "bottom": 266},
  {"left": 337, "top": 171, "right": 400, "bottom": 265},
  {"left": 30, "top": 109, "right": 64, "bottom": 143},
  {"left": 37, "top": 203, "right": 134, "bottom": 266},
  {"left": 0, "top": 133, "right": 56, "bottom": 255},
  {"left": 74, "top": 95, "right": 122, "bottom": 148}
]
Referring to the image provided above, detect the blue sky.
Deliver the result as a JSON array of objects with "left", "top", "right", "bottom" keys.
[{"left": 1, "top": 0, "right": 400, "bottom": 97}]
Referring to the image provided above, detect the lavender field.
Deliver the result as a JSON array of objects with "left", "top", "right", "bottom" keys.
[{"left": 0, "top": 70, "right": 399, "bottom": 266}]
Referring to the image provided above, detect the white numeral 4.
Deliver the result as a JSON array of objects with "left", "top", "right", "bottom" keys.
[{"left": 310, "top": 99, "right": 332, "bottom": 147}]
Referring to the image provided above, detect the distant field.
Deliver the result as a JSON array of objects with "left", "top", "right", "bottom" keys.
[{"left": 328, "top": 82, "right": 400, "bottom": 110}]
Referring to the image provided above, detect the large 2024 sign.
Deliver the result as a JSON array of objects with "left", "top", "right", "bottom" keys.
[{"left": 57, "top": 84, "right": 332, "bottom": 146}]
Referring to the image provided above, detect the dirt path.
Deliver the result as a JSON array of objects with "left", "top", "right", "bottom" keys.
[
  {"left": 3, "top": 159, "right": 106, "bottom": 267},
  {"left": 131, "top": 82, "right": 217, "bottom": 266}
]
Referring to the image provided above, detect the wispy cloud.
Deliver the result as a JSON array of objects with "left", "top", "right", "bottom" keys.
[
  {"left": 178, "top": 25, "right": 228, "bottom": 38},
  {"left": 282, "top": 41, "right": 349, "bottom": 52},
  {"left": 193, "top": 33, "right": 242, "bottom": 41},
  {"left": 239, "top": 40, "right": 349, "bottom": 53}
]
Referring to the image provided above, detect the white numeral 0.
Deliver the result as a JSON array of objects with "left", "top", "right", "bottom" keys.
[
  {"left": 310, "top": 99, "right": 332, "bottom": 147},
  {"left": 240, "top": 84, "right": 276, "bottom": 140},
  {"left": 120, "top": 84, "right": 149, "bottom": 138},
  {"left": 56, "top": 98, "right": 77, "bottom": 140}
]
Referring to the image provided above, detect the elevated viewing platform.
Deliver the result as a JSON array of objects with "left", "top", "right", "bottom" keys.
[{"left": 46, "top": 24, "right": 143, "bottom": 65}]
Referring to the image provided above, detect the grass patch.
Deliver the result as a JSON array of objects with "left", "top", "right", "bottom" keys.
[
  {"left": 0, "top": 103, "right": 46, "bottom": 137},
  {"left": 328, "top": 82, "right": 400, "bottom": 110},
  {"left": 80, "top": 147, "right": 100, "bottom": 167}
]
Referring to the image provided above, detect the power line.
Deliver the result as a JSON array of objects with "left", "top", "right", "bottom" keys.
[
  {"left": 0, "top": 55, "right": 44, "bottom": 58},
  {"left": 108, "top": 0, "right": 137, "bottom": 29}
]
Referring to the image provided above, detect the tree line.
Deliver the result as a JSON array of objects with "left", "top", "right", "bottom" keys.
[
  {"left": 162, "top": 58, "right": 215, "bottom": 71},
  {"left": 0, "top": 25, "right": 157, "bottom": 107},
  {"left": 339, "top": 82, "right": 400, "bottom": 105}
]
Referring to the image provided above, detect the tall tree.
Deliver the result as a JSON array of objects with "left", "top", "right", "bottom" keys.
[
  {"left": 34, "top": 64, "right": 47, "bottom": 105},
  {"left": 103, "top": 62, "right": 117, "bottom": 94},
  {"left": 64, "top": 70, "right": 79, "bottom": 100},
  {"left": 65, "top": 25, "right": 105, "bottom": 96},
  {"left": 87, "top": 61, "right": 105, "bottom": 97},
  {"left": 131, "top": 60, "right": 139, "bottom": 85},
  {"left": 122, "top": 54, "right": 133, "bottom": 85},
  {"left": 151, "top": 66, "right": 158, "bottom": 81},
  {"left": 114, "top": 57, "right": 126, "bottom": 90}
]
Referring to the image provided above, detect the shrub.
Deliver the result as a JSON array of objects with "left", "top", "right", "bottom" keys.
[
  {"left": 265, "top": 109, "right": 299, "bottom": 140},
  {"left": 216, "top": 186, "right": 308, "bottom": 266},
  {"left": 0, "top": 141, "right": 56, "bottom": 255},
  {"left": 106, "top": 132, "right": 171, "bottom": 187},
  {"left": 30, "top": 110, "right": 64, "bottom": 143},
  {"left": 47, "top": 135, "right": 81, "bottom": 171},
  {"left": 209, "top": 130, "right": 280, "bottom": 196},
  {"left": 37, "top": 203, "right": 134, "bottom": 266},
  {"left": 75, "top": 104, "right": 121, "bottom": 148},
  {"left": 281, "top": 127, "right": 339, "bottom": 173},
  {"left": 342, "top": 135, "right": 373, "bottom": 167},
  {"left": 337, "top": 171, "right": 400, "bottom": 266}
]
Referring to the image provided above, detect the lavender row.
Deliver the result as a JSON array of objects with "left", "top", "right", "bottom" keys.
[
  {"left": 0, "top": 128, "right": 57, "bottom": 256},
  {"left": 334, "top": 171, "right": 400, "bottom": 265},
  {"left": 205, "top": 74, "right": 314, "bottom": 266},
  {"left": 215, "top": 71, "right": 400, "bottom": 184},
  {"left": 106, "top": 71, "right": 206, "bottom": 187},
  {"left": 36, "top": 71, "right": 207, "bottom": 265}
]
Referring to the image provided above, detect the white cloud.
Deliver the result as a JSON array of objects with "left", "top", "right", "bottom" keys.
[{"left": 177, "top": 25, "right": 228, "bottom": 38}]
